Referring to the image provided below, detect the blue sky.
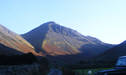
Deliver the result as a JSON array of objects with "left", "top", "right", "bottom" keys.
[{"left": 0, "top": 0, "right": 126, "bottom": 44}]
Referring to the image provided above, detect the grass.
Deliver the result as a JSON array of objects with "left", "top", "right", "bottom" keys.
[{"left": 74, "top": 68, "right": 112, "bottom": 75}]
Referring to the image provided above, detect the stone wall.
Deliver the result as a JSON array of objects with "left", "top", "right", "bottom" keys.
[{"left": 0, "top": 63, "right": 44, "bottom": 75}]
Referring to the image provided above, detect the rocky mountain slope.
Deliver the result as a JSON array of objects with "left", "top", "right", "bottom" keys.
[
  {"left": 0, "top": 24, "right": 40, "bottom": 55},
  {"left": 22, "top": 22, "right": 114, "bottom": 58}
]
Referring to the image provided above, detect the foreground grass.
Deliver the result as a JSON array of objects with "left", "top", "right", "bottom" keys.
[{"left": 74, "top": 68, "right": 112, "bottom": 75}]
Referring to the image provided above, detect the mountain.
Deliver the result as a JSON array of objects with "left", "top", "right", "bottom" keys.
[
  {"left": 22, "top": 21, "right": 114, "bottom": 58},
  {"left": 97, "top": 41, "right": 126, "bottom": 61},
  {"left": 0, "top": 24, "right": 40, "bottom": 55}
]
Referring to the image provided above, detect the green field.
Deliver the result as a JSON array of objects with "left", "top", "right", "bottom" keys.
[{"left": 74, "top": 68, "right": 112, "bottom": 75}]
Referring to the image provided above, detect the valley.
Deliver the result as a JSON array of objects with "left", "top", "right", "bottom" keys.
[{"left": 0, "top": 22, "right": 125, "bottom": 75}]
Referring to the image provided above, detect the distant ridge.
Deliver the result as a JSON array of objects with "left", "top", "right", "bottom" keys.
[{"left": 97, "top": 40, "right": 126, "bottom": 61}]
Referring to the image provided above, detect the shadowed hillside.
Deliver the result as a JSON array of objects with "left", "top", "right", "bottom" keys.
[
  {"left": 0, "top": 43, "right": 22, "bottom": 55},
  {"left": 0, "top": 22, "right": 115, "bottom": 65},
  {"left": 0, "top": 24, "right": 41, "bottom": 56},
  {"left": 22, "top": 21, "right": 114, "bottom": 62},
  {"left": 97, "top": 41, "right": 126, "bottom": 62},
  {"left": 0, "top": 53, "right": 49, "bottom": 75}
]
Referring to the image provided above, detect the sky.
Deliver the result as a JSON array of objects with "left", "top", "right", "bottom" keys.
[{"left": 0, "top": 0, "right": 126, "bottom": 44}]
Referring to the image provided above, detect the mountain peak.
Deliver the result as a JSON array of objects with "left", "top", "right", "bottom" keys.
[
  {"left": 22, "top": 22, "right": 114, "bottom": 57},
  {"left": 37, "top": 21, "right": 59, "bottom": 30},
  {"left": 46, "top": 21, "right": 56, "bottom": 24},
  {"left": 42, "top": 21, "right": 57, "bottom": 26}
]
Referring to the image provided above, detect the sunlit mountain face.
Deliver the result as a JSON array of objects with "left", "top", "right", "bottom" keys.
[
  {"left": 22, "top": 22, "right": 114, "bottom": 58},
  {"left": 0, "top": 24, "right": 41, "bottom": 56},
  {"left": 0, "top": 22, "right": 115, "bottom": 64}
]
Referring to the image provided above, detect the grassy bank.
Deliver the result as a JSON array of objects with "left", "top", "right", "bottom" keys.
[{"left": 74, "top": 68, "right": 112, "bottom": 75}]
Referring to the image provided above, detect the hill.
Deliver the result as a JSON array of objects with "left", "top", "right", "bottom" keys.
[
  {"left": 22, "top": 22, "right": 114, "bottom": 59},
  {"left": 0, "top": 24, "right": 40, "bottom": 55},
  {"left": 97, "top": 41, "right": 126, "bottom": 62}
]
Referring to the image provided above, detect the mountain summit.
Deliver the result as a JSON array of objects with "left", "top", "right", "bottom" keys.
[{"left": 22, "top": 21, "right": 113, "bottom": 57}]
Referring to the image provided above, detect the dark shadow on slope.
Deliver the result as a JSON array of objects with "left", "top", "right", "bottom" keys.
[
  {"left": 79, "top": 43, "right": 114, "bottom": 58},
  {"left": 46, "top": 53, "right": 88, "bottom": 66},
  {"left": 0, "top": 43, "right": 22, "bottom": 55},
  {"left": 46, "top": 53, "right": 116, "bottom": 69},
  {"left": 21, "top": 22, "right": 51, "bottom": 54},
  {"left": 45, "top": 43, "right": 114, "bottom": 66},
  {"left": 45, "top": 43, "right": 116, "bottom": 67},
  {"left": 0, "top": 53, "right": 37, "bottom": 65},
  {"left": 94, "top": 41, "right": 126, "bottom": 62}
]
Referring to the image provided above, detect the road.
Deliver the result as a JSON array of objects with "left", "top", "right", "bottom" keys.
[{"left": 48, "top": 69, "right": 62, "bottom": 75}]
